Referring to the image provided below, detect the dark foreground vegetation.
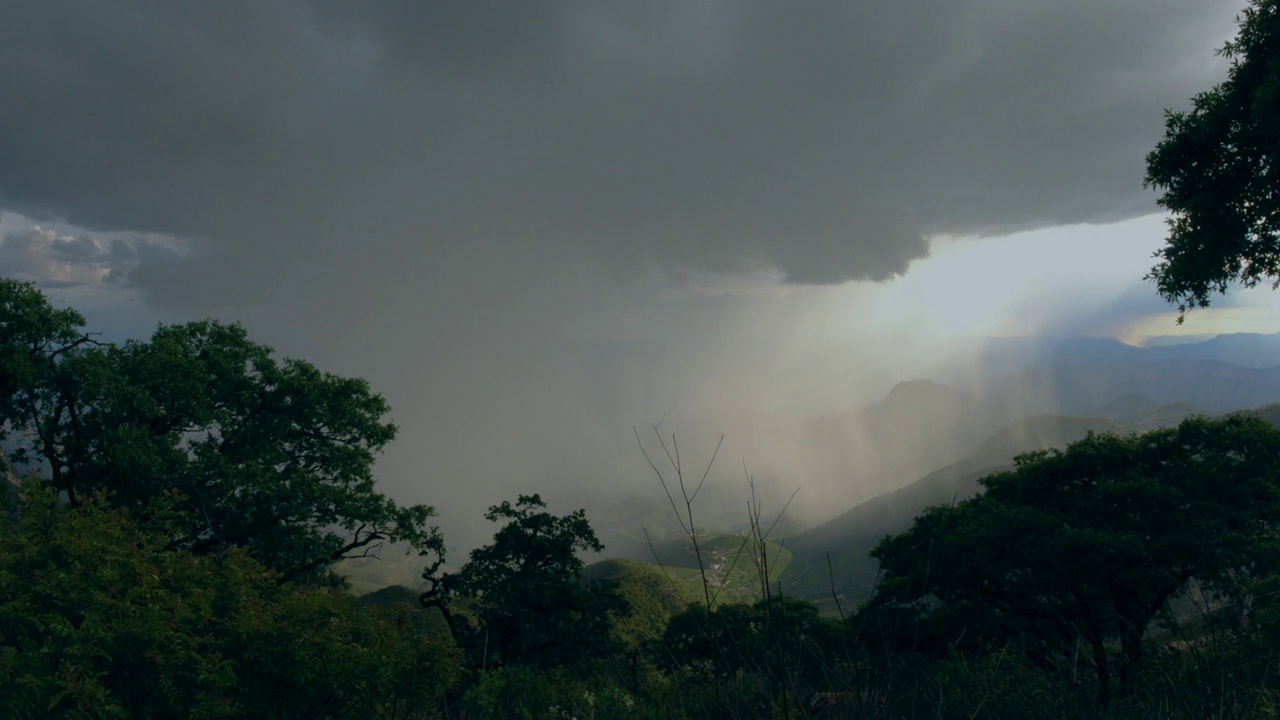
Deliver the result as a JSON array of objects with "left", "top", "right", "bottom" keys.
[
  {"left": 8, "top": 274, "right": 1280, "bottom": 719},
  {"left": 6, "top": 1, "right": 1280, "bottom": 717},
  {"left": 10, "top": 287, "right": 1280, "bottom": 719}
]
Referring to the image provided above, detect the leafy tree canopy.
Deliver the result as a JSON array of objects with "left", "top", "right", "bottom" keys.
[
  {"left": 0, "top": 278, "right": 442, "bottom": 583},
  {"left": 0, "top": 482, "right": 458, "bottom": 719},
  {"left": 422, "top": 494, "right": 630, "bottom": 669},
  {"left": 870, "top": 416, "right": 1280, "bottom": 698},
  {"left": 660, "top": 595, "right": 842, "bottom": 680},
  {"left": 1146, "top": 0, "right": 1280, "bottom": 317}
]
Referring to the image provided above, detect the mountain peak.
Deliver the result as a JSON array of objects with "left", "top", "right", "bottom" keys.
[{"left": 879, "top": 379, "right": 962, "bottom": 408}]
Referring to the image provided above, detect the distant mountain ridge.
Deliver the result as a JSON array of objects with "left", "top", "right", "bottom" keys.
[
  {"left": 939, "top": 335, "right": 1280, "bottom": 414},
  {"left": 956, "top": 332, "right": 1280, "bottom": 370},
  {"left": 1145, "top": 332, "right": 1280, "bottom": 368},
  {"left": 1089, "top": 395, "right": 1203, "bottom": 429}
]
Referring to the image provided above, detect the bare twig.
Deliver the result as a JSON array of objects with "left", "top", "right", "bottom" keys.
[{"left": 826, "top": 552, "right": 847, "bottom": 624}]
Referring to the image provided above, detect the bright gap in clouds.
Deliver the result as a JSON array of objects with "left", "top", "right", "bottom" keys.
[
  {"left": 1123, "top": 308, "right": 1280, "bottom": 345},
  {"left": 842, "top": 213, "right": 1280, "bottom": 346}
]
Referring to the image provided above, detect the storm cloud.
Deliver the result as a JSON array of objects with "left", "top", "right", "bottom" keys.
[
  {"left": 0, "top": 2, "right": 1246, "bottom": 544},
  {"left": 0, "top": 1, "right": 1235, "bottom": 295}
]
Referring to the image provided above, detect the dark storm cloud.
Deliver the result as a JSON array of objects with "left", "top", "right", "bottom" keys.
[
  {"left": 0, "top": 2, "right": 1246, "bottom": 540},
  {"left": 0, "top": 0, "right": 1237, "bottom": 299}
]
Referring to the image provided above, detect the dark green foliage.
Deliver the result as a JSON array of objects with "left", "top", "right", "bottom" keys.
[
  {"left": 839, "top": 634, "right": 1280, "bottom": 720},
  {"left": 656, "top": 595, "right": 855, "bottom": 719},
  {"left": 582, "top": 558, "right": 691, "bottom": 649},
  {"left": 358, "top": 585, "right": 453, "bottom": 636},
  {"left": 461, "top": 666, "right": 644, "bottom": 720},
  {"left": 423, "top": 494, "right": 631, "bottom": 669},
  {"left": 0, "top": 484, "right": 238, "bottom": 718},
  {"left": 0, "top": 280, "right": 93, "bottom": 480},
  {"left": 0, "top": 483, "right": 458, "bottom": 719},
  {"left": 0, "top": 278, "right": 442, "bottom": 583},
  {"left": 661, "top": 597, "right": 840, "bottom": 679},
  {"left": 1146, "top": 0, "right": 1280, "bottom": 317},
  {"left": 226, "top": 585, "right": 457, "bottom": 720},
  {"left": 871, "top": 416, "right": 1280, "bottom": 698}
]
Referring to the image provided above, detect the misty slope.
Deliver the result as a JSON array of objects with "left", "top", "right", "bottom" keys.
[
  {"left": 780, "top": 394, "right": 1280, "bottom": 613},
  {"left": 795, "top": 340, "right": 1280, "bottom": 515},
  {"left": 1045, "top": 360, "right": 1280, "bottom": 415},
  {"left": 976, "top": 415, "right": 1125, "bottom": 455},
  {"left": 796, "top": 379, "right": 999, "bottom": 503},
  {"left": 588, "top": 488, "right": 807, "bottom": 565},
  {"left": 1088, "top": 395, "right": 1204, "bottom": 430},
  {"left": 945, "top": 336, "right": 1280, "bottom": 415},
  {"left": 588, "top": 337, "right": 1280, "bottom": 562},
  {"left": 1224, "top": 404, "right": 1280, "bottom": 428},
  {"left": 585, "top": 335, "right": 1280, "bottom": 612},
  {"left": 1090, "top": 394, "right": 1163, "bottom": 420},
  {"left": 592, "top": 379, "right": 993, "bottom": 563},
  {"left": 1146, "top": 332, "right": 1280, "bottom": 368},
  {"left": 780, "top": 414, "right": 1128, "bottom": 612}
]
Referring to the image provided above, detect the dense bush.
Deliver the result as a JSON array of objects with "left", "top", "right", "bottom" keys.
[{"left": 0, "top": 484, "right": 458, "bottom": 719}]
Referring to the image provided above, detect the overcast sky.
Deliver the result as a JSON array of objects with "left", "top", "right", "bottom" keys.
[{"left": 0, "top": 1, "right": 1264, "bottom": 545}]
